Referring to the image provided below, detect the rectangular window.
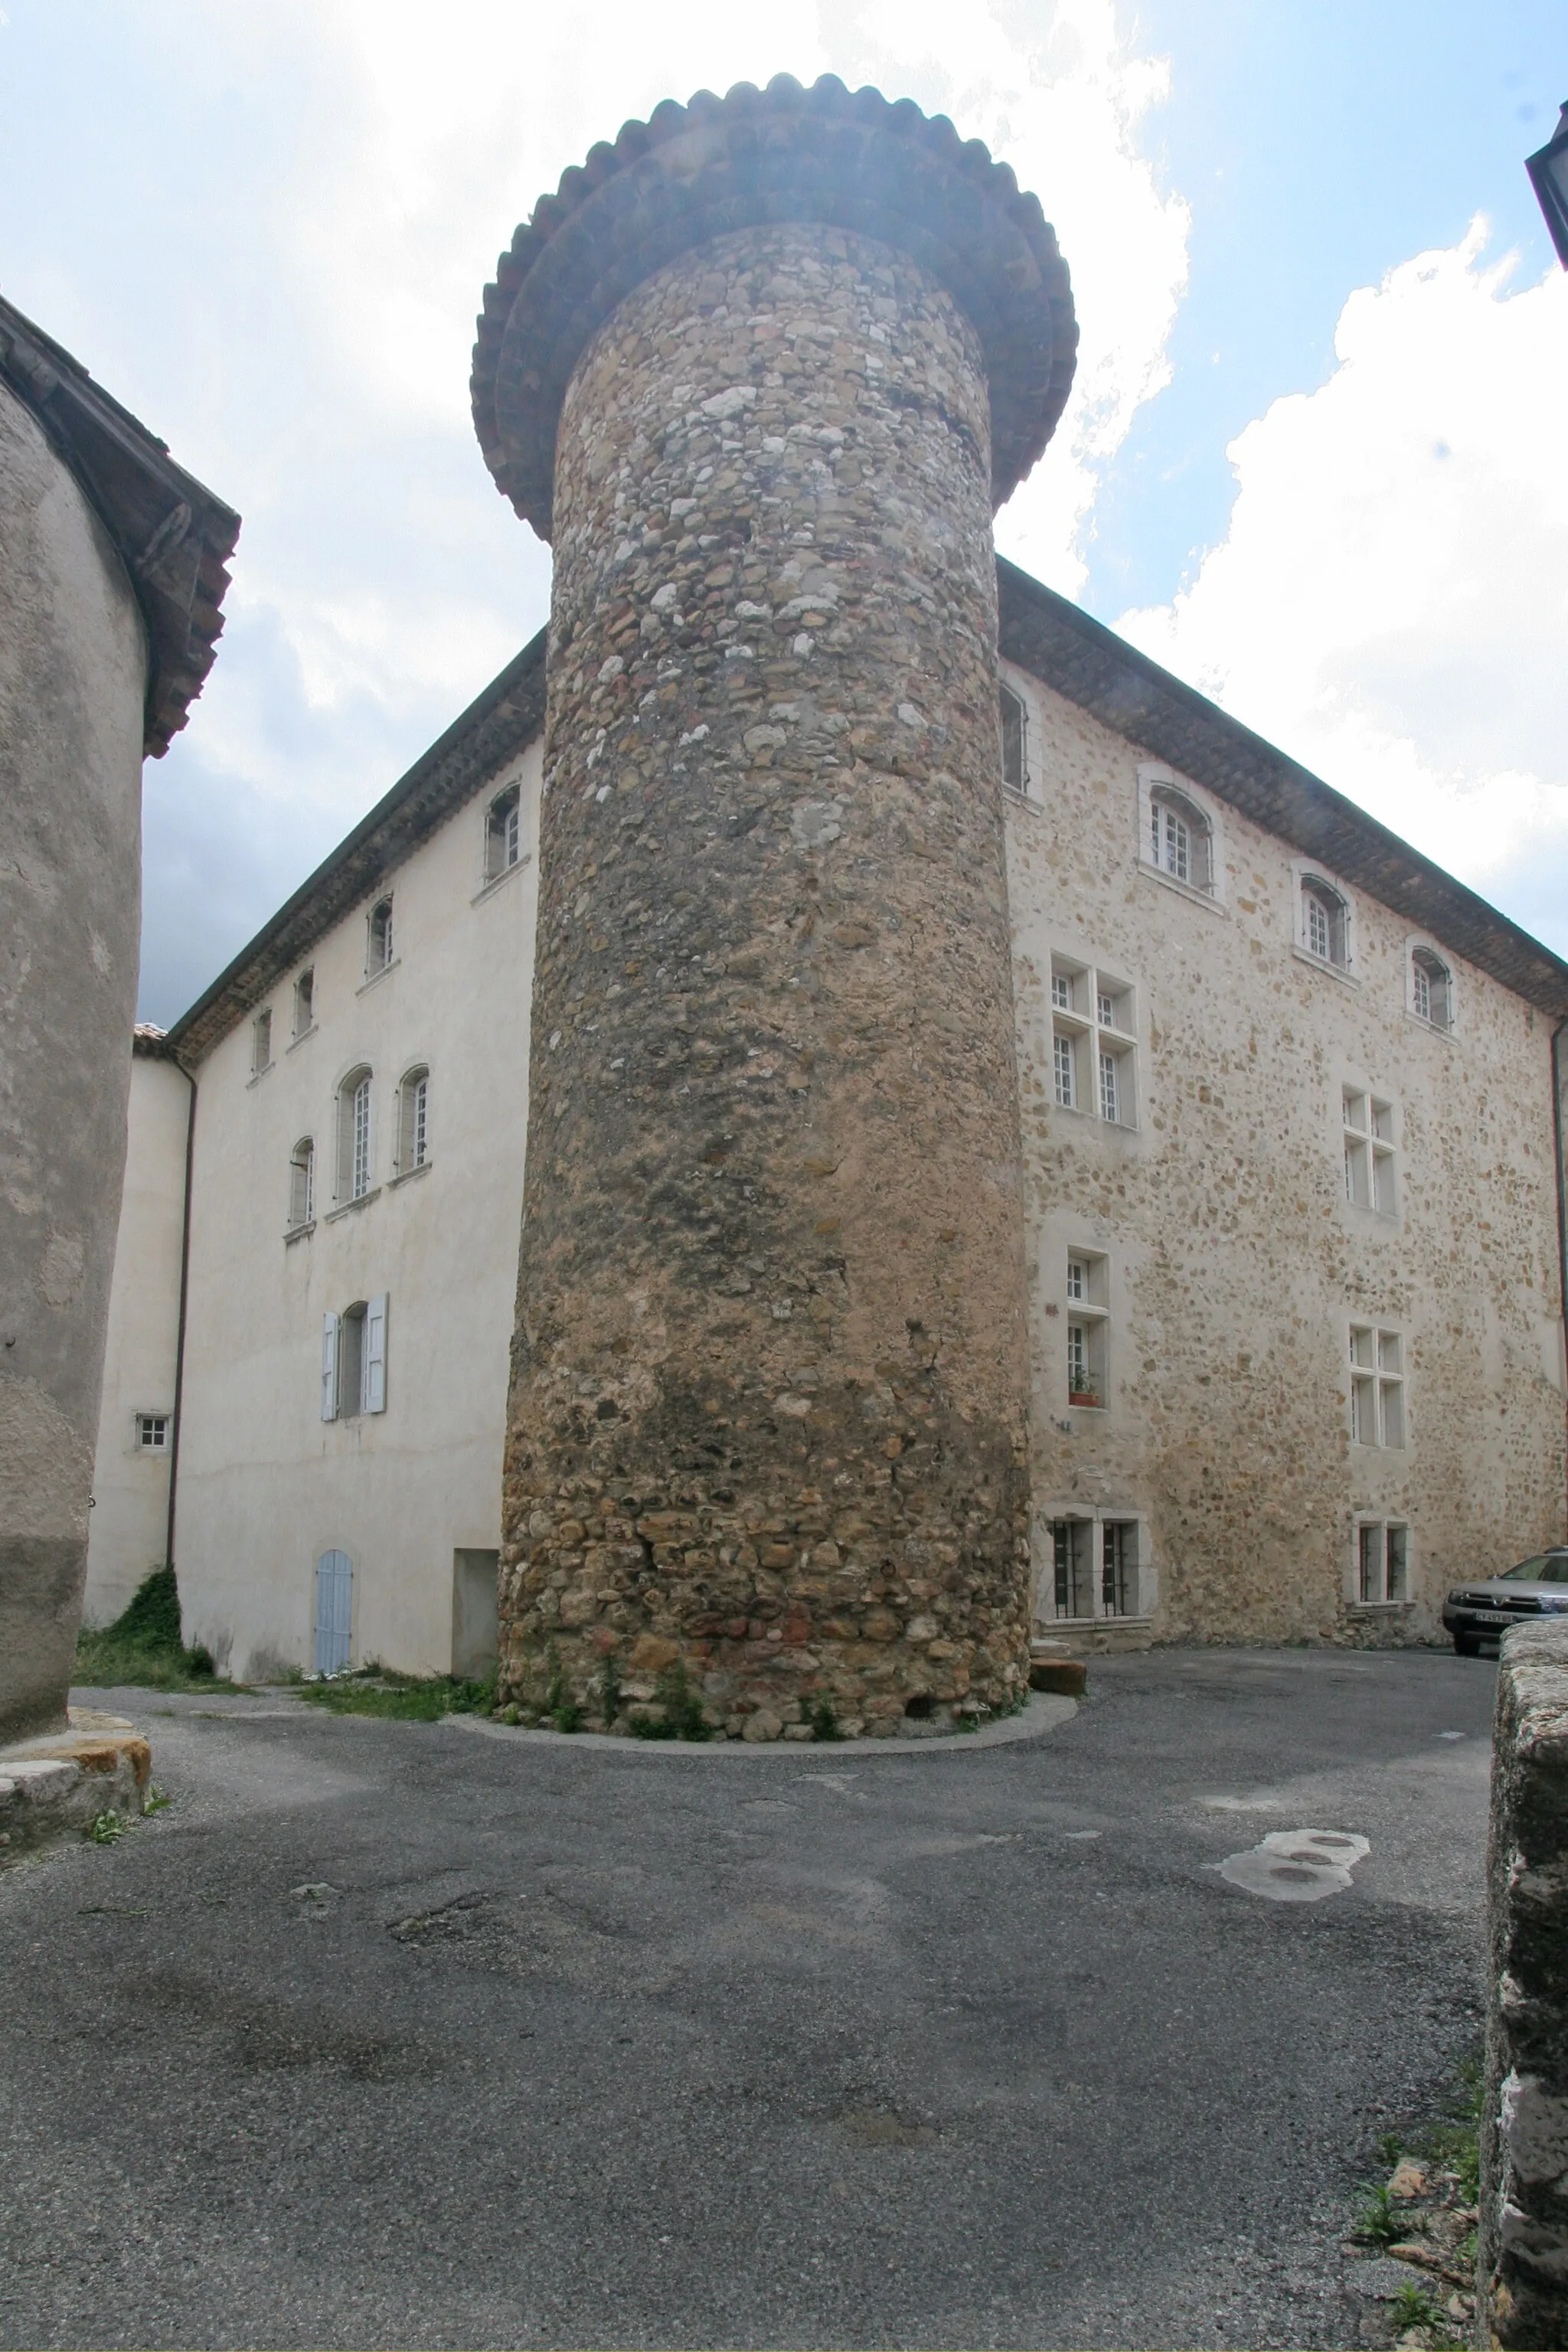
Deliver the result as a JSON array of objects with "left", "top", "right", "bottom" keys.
[
  {"left": 1098, "top": 1049, "right": 1119, "bottom": 1124},
  {"left": 1102, "top": 1521, "right": 1135, "bottom": 1616},
  {"left": 1358, "top": 1521, "right": 1410, "bottom": 1605},
  {"left": 1050, "top": 1521, "right": 1094, "bottom": 1621},
  {"left": 1350, "top": 1323, "right": 1406, "bottom": 1449},
  {"left": 252, "top": 1010, "right": 272, "bottom": 1076},
  {"left": 352, "top": 1077, "right": 371, "bottom": 1200},
  {"left": 292, "top": 969, "right": 314, "bottom": 1037},
  {"left": 1000, "top": 684, "right": 1029, "bottom": 793},
  {"left": 1063, "top": 1250, "right": 1109, "bottom": 1406},
  {"left": 367, "top": 898, "right": 394, "bottom": 975},
  {"left": 1054, "top": 1031, "right": 1076, "bottom": 1109},
  {"left": 1047, "top": 1517, "right": 1141, "bottom": 1621},
  {"left": 1343, "top": 1089, "right": 1396, "bottom": 1216},
  {"left": 1051, "top": 972, "right": 1073, "bottom": 1013},
  {"left": 135, "top": 1413, "right": 171, "bottom": 1452}
]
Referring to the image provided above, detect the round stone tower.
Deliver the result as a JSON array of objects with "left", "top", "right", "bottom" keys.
[{"left": 472, "top": 75, "right": 1076, "bottom": 1738}]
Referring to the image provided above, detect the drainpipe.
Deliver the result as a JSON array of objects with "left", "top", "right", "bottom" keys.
[
  {"left": 1553, "top": 1018, "right": 1568, "bottom": 1535},
  {"left": 164, "top": 1058, "right": 197, "bottom": 1581}
]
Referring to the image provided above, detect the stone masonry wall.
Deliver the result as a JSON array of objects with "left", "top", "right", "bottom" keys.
[
  {"left": 497, "top": 223, "right": 1032, "bottom": 1738},
  {"left": 1481, "top": 1621, "right": 1568, "bottom": 2348},
  {"left": 1001, "top": 668, "right": 1566, "bottom": 1647}
]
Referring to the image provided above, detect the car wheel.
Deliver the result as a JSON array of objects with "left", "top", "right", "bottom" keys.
[{"left": 1453, "top": 1633, "right": 1481, "bottom": 1657}]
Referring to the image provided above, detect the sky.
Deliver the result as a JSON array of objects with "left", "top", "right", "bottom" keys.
[{"left": 1, "top": 2, "right": 1564, "bottom": 1024}]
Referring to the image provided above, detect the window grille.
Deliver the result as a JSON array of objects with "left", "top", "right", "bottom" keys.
[
  {"left": 1102, "top": 1521, "right": 1132, "bottom": 1615},
  {"left": 1054, "top": 1032, "right": 1076, "bottom": 1109}
]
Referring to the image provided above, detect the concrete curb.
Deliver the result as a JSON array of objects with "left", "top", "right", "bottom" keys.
[
  {"left": 0, "top": 1709, "right": 152, "bottom": 1862},
  {"left": 445, "top": 1689, "right": 1078, "bottom": 1759}
]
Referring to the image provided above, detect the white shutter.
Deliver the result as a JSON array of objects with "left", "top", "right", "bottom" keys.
[
  {"left": 363, "top": 1293, "right": 387, "bottom": 1414},
  {"left": 321, "top": 1312, "right": 339, "bottom": 1422}
]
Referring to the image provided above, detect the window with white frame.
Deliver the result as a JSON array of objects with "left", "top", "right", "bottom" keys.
[
  {"left": 135, "top": 1412, "right": 171, "bottom": 1452},
  {"left": 288, "top": 1137, "right": 315, "bottom": 1230},
  {"left": 1357, "top": 1519, "right": 1410, "bottom": 1605},
  {"left": 1050, "top": 958, "right": 1136, "bottom": 1127},
  {"left": 1343, "top": 1089, "right": 1397, "bottom": 1215},
  {"left": 1146, "top": 785, "right": 1212, "bottom": 893},
  {"left": 485, "top": 785, "right": 522, "bottom": 881},
  {"left": 397, "top": 1066, "right": 430, "bottom": 1172},
  {"left": 337, "top": 1067, "right": 373, "bottom": 1203},
  {"left": 1046, "top": 1516, "right": 1141, "bottom": 1621},
  {"left": 1300, "top": 875, "right": 1351, "bottom": 970},
  {"left": 1065, "top": 1250, "right": 1109, "bottom": 1407},
  {"left": 321, "top": 1294, "right": 387, "bottom": 1423},
  {"left": 999, "top": 683, "right": 1030, "bottom": 795},
  {"left": 292, "top": 969, "right": 315, "bottom": 1037},
  {"left": 251, "top": 1008, "right": 273, "bottom": 1076},
  {"left": 1411, "top": 946, "right": 1453, "bottom": 1031},
  {"left": 366, "top": 897, "right": 394, "bottom": 976},
  {"left": 1350, "top": 1323, "right": 1406, "bottom": 1449}
]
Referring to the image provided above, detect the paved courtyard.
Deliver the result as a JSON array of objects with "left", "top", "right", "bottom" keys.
[{"left": 0, "top": 1648, "right": 1494, "bottom": 2350}]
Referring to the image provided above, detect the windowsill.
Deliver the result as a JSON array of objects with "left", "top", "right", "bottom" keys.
[
  {"left": 325, "top": 1187, "right": 381, "bottom": 1223},
  {"left": 247, "top": 1063, "right": 275, "bottom": 1089},
  {"left": 1292, "top": 944, "right": 1360, "bottom": 988},
  {"left": 1002, "top": 783, "right": 1040, "bottom": 810},
  {"left": 1051, "top": 1102, "right": 1140, "bottom": 1137},
  {"left": 388, "top": 1160, "right": 432, "bottom": 1190},
  {"left": 357, "top": 957, "right": 400, "bottom": 997},
  {"left": 472, "top": 856, "right": 531, "bottom": 906},
  {"left": 1039, "top": 1615, "right": 1152, "bottom": 1631},
  {"left": 284, "top": 1220, "right": 317, "bottom": 1246},
  {"left": 1138, "top": 860, "right": 1224, "bottom": 914},
  {"left": 287, "top": 1024, "right": 318, "bottom": 1054},
  {"left": 1066, "top": 1398, "right": 1106, "bottom": 1413},
  {"left": 1348, "top": 1600, "right": 1415, "bottom": 1615},
  {"left": 1405, "top": 1009, "right": 1457, "bottom": 1044}
]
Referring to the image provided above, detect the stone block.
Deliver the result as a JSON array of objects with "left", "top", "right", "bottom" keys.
[
  {"left": 1480, "top": 1621, "right": 1568, "bottom": 2347},
  {"left": 1031, "top": 1658, "right": 1088, "bottom": 1697}
]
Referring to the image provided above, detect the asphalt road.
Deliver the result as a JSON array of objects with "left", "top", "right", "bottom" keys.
[{"left": 0, "top": 1648, "right": 1495, "bottom": 2350}]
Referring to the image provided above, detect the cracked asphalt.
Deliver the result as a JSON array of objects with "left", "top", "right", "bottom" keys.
[{"left": 0, "top": 1647, "right": 1494, "bottom": 2350}]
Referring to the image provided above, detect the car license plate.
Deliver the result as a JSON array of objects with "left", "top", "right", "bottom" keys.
[{"left": 1472, "top": 1612, "right": 1509, "bottom": 1625}]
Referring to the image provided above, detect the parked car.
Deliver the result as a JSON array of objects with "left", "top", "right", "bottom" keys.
[{"left": 1442, "top": 1550, "right": 1568, "bottom": 1654}]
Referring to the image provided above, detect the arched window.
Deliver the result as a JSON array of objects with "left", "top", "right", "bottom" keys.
[
  {"left": 1411, "top": 946, "right": 1452, "bottom": 1030},
  {"left": 998, "top": 684, "right": 1029, "bottom": 794},
  {"left": 1148, "top": 786, "right": 1212, "bottom": 893},
  {"left": 1301, "top": 877, "right": 1350, "bottom": 969},
  {"left": 366, "top": 896, "right": 394, "bottom": 976},
  {"left": 397, "top": 1066, "right": 430, "bottom": 1171},
  {"left": 288, "top": 1137, "right": 315, "bottom": 1229},
  {"left": 485, "top": 784, "right": 522, "bottom": 880},
  {"left": 338, "top": 1067, "right": 373, "bottom": 1202}
]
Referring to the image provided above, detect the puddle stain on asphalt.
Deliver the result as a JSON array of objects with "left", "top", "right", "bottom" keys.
[{"left": 1218, "top": 1829, "right": 1370, "bottom": 1903}]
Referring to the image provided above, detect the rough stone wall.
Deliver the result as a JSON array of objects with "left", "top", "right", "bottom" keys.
[
  {"left": 0, "top": 379, "right": 147, "bottom": 1740},
  {"left": 1481, "top": 1621, "right": 1568, "bottom": 2348},
  {"left": 1001, "top": 670, "right": 1566, "bottom": 1647},
  {"left": 498, "top": 222, "right": 1031, "bottom": 1739}
]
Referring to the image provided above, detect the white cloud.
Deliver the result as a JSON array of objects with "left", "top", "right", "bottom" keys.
[{"left": 1119, "top": 227, "right": 1568, "bottom": 939}]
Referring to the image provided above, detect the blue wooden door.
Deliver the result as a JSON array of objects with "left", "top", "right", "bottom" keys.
[{"left": 314, "top": 1550, "right": 352, "bottom": 1674}]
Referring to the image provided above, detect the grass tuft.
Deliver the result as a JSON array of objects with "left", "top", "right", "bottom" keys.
[
  {"left": 296, "top": 1666, "right": 495, "bottom": 1721},
  {"left": 74, "top": 1565, "right": 231, "bottom": 1692}
]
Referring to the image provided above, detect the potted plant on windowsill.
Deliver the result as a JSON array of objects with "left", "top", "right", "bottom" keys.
[{"left": 1067, "top": 1385, "right": 1101, "bottom": 1408}]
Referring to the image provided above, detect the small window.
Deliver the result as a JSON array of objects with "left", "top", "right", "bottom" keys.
[
  {"left": 1047, "top": 1517, "right": 1140, "bottom": 1621},
  {"left": 1051, "top": 971, "right": 1073, "bottom": 1013},
  {"left": 325, "top": 1295, "right": 387, "bottom": 1422},
  {"left": 367, "top": 897, "right": 394, "bottom": 976},
  {"left": 135, "top": 1412, "right": 171, "bottom": 1452},
  {"left": 1343, "top": 1090, "right": 1396, "bottom": 1215},
  {"left": 1147, "top": 786, "right": 1212, "bottom": 893},
  {"left": 1064, "top": 1250, "right": 1109, "bottom": 1406},
  {"left": 999, "top": 684, "right": 1029, "bottom": 795},
  {"left": 1412, "top": 946, "right": 1452, "bottom": 1031},
  {"left": 1350, "top": 1322, "right": 1405, "bottom": 1449},
  {"left": 289, "top": 1137, "right": 315, "bottom": 1230},
  {"left": 1053, "top": 1031, "right": 1076, "bottom": 1109},
  {"left": 485, "top": 785, "right": 522, "bottom": 880},
  {"left": 1302, "top": 877, "right": 1350, "bottom": 969},
  {"left": 397, "top": 1067, "right": 430, "bottom": 1171},
  {"left": 292, "top": 969, "right": 315, "bottom": 1037},
  {"left": 338, "top": 1067, "right": 373, "bottom": 1202},
  {"left": 1357, "top": 1521, "right": 1410, "bottom": 1606},
  {"left": 251, "top": 1009, "right": 273, "bottom": 1076}
]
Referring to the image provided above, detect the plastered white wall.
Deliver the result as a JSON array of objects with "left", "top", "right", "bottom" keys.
[
  {"left": 83, "top": 1052, "right": 188, "bottom": 1622},
  {"left": 172, "top": 742, "right": 541, "bottom": 1679}
]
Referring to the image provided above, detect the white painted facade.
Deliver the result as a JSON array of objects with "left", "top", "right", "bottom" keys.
[{"left": 86, "top": 583, "right": 1568, "bottom": 1677}]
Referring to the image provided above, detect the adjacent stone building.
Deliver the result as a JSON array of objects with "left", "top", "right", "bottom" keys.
[
  {"left": 83, "top": 80, "right": 1568, "bottom": 1733},
  {"left": 0, "top": 296, "right": 235, "bottom": 1741}
]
